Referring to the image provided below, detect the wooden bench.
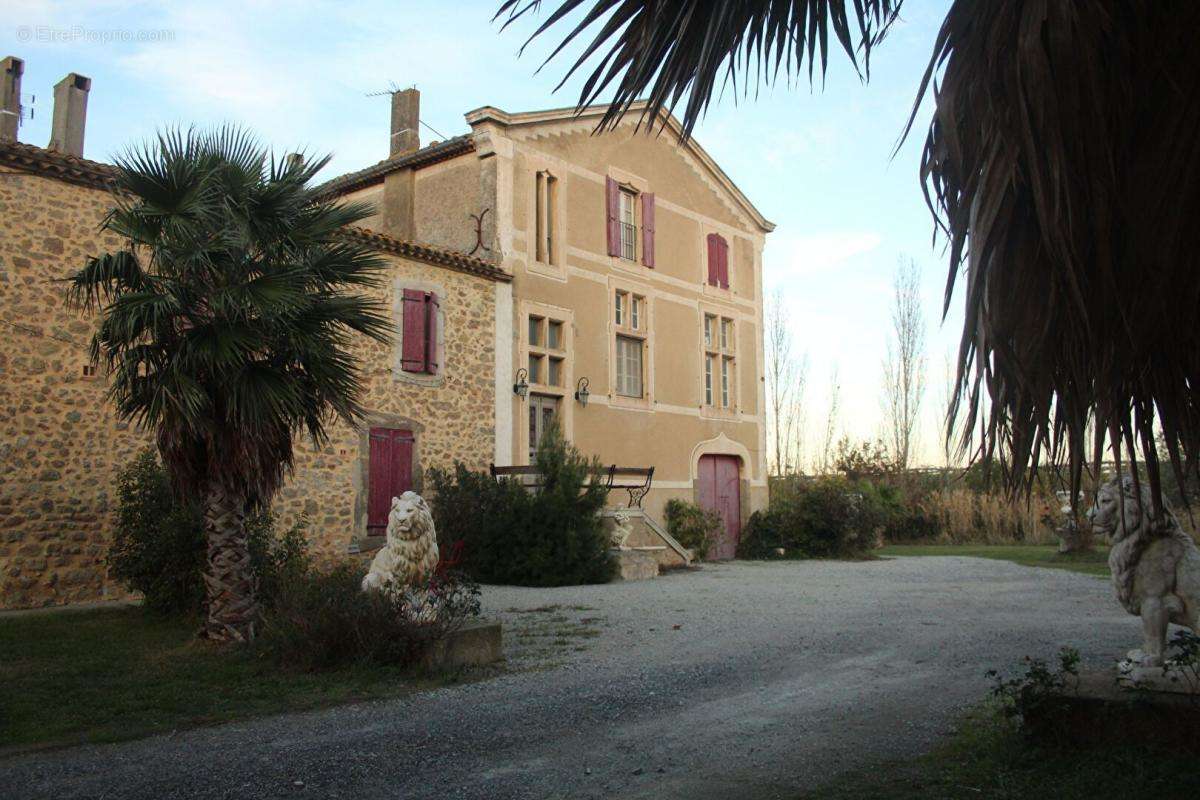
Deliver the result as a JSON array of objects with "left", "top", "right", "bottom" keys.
[{"left": 489, "top": 464, "right": 655, "bottom": 508}]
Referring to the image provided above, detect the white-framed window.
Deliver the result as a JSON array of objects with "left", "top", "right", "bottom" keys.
[
  {"left": 720, "top": 357, "right": 731, "bottom": 407},
  {"left": 613, "top": 288, "right": 648, "bottom": 399},
  {"left": 535, "top": 170, "right": 558, "bottom": 265},
  {"left": 528, "top": 313, "right": 568, "bottom": 388},
  {"left": 703, "top": 313, "right": 736, "bottom": 409},
  {"left": 704, "top": 354, "right": 714, "bottom": 405},
  {"left": 619, "top": 188, "right": 637, "bottom": 261},
  {"left": 616, "top": 334, "right": 644, "bottom": 397}
]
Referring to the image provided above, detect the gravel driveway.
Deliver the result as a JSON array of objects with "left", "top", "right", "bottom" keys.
[{"left": 3, "top": 557, "right": 1130, "bottom": 799}]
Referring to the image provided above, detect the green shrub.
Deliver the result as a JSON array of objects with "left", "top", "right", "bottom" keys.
[
  {"left": 427, "top": 423, "right": 616, "bottom": 586},
  {"left": 664, "top": 499, "right": 721, "bottom": 560},
  {"left": 258, "top": 564, "right": 480, "bottom": 672},
  {"left": 107, "top": 448, "right": 310, "bottom": 615},
  {"left": 737, "top": 475, "right": 885, "bottom": 559}
]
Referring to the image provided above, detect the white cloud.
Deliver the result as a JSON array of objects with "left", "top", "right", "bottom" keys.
[{"left": 766, "top": 230, "right": 883, "bottom": 276}]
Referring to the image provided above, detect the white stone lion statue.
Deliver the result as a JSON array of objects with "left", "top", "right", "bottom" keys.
[
  {"left": 362, "top": 492, "right": 440, "bottom": 593},
  {"left": 1087, "top": 475, "right": 1200, "bottom": 667}
]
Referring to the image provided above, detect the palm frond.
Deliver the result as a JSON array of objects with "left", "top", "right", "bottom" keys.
[
  {"left": 495, "top": 0, "right": 902, "bottom": 136},
  {"left": 65, "top": 125, "right": 394, "bottom": 503}
]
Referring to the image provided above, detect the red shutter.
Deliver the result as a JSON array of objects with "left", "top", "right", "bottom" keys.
[
  {"left": 367, "top": 428, "right": 414, "bottom": 536},
  {"left": 401, "top": 288, "right": 426, "bottom": 373},
  {"left": 424, "top": 291, "right": 439, "bottom": 375},
  {"left": 641, "top": 192, "right": 655, "bottom": 268},
  {"left": 706, "top": 233, "right": 719, "bottom": 285},
  {"left": 605, "top": 176, "right": 620, "bottom": 257},
  {"left": 717, "top": 235, "right": 729, "bottom": 289}
]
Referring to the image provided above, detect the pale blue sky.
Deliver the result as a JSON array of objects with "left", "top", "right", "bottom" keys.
[{"left": 3, "top": 0, "right": 961, "bottom": 466}]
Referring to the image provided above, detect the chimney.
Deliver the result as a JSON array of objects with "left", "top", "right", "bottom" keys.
[
  {"left": 1, "top": 56, "right": 23, "bottom": 143},
  {"left": 49, "top": 72, "right": 91, "bottom": 157},
  {"left": 390, "top": 87, "right": 420, "bottom": 156}
]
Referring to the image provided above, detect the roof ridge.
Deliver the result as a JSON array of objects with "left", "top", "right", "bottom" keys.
[
  {"left": 313, "top": 134, "right": 475, "bottom": 198},
  {"left": 340, "top": 226, "right": 510, "bottom": 283},
  {"left": 0, "top": 140, "right": 117, "bottom": 191}
]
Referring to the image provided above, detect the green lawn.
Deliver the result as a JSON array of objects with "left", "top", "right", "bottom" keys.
[
  {"left": 0, "top": 607, "right": 473, "bottom": 752},
  {"left": 877, "top": 544, "right": 1110, "bottom": 577},
  {"left": 801, "top": 705, "right": 1197, "bottom": 799}
]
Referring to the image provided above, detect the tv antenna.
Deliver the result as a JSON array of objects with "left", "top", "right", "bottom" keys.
[{"left": 365, "top": 82, "right": 448, "bottom": 141}]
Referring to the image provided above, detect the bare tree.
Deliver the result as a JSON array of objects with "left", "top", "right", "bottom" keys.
[
  {"left": 765, "top": 289, "right": 808, "bottom": 475},
  {"left": 789, "top": 354, "right": 809, "bottom": 473},
  {"left": 882, "top": 257, "right": 927, "bottom": 469},
  {"left": 819, "top": 365, "right": 841, "bottom": 475}
]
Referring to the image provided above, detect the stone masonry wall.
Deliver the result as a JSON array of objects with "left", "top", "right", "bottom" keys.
[{"left": 0, "top": 165, "right": 497, "bottom": 609}]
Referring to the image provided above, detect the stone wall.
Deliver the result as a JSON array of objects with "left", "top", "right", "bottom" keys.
[
  {"left": 0, "top": 163, "right": 499, "bottom": 609},
  {"left": 0, "top": 165, "right": 147, "bottom": 607}
]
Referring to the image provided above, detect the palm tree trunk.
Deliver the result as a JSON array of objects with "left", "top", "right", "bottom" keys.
[{"left": 201, "top": 481, "right": 258, "bottom": 642}]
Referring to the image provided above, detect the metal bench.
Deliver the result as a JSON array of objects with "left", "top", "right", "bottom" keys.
[
  {"left": 488, "top": 464, "right": 655, "bottom": 508},
  {"left": 606, "top": 466, "right": 655, "bottom": 508}
]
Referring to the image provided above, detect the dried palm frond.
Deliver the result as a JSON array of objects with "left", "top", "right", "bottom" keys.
[
  {"left": 911, "top": 0, "right": 1200, "bottom": 510},
  {"left": 498, "top": 0, "right": 1200, "bottom": 511}
]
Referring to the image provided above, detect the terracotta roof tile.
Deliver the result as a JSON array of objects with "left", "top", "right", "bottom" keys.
[
  {"left": 339, "top": 226, "right": 510, "bottom": 283},
  {"left": 0, "top": 140, "right": 117, "bottom": 191},
  {"left": 313, "top": 135, "right": 475, "bottom": 198}
]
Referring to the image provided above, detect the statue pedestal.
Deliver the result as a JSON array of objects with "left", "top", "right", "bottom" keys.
[
  {"left": 1023, "top": 668, "right": 1200, "bottom": 755},
  {"left": 1118, "top": 659, "right": 1200, "bottom": 695},
  {"left": 611, "top": 548, "right": 659, "bottom": 581},
  {"left": 419, "top": 621, "right": 503, "bottom": 670}
]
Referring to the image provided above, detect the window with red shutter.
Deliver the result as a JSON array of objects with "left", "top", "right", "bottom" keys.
[
  {"left": 401, "top": 289, "right": 427, "bottom": 373},
  {"left": 423, "top": 291, "right": 439, "bottom": 375},
  {"left": 367, "top": 427, "right": 414, "bottom": 536},
  {"left": 705, "top": 234, "right": 731, "bottom": 288},
  {"left": 641, "top": 192, "right": 655, "bottom": 268},
  {"left": 717, "top": 236, "right": 730, "bottom": 289},
  {"left": 605, "top": 176, "right": 620, "bottom": 257}
]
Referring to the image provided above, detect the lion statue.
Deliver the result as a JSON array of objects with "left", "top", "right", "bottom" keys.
[
  {"left": 362, "top": 491, "right": 440, "bottom": 593},
  {"left": 1087, "top": 475, "right": 1200, "bottom": 667}
]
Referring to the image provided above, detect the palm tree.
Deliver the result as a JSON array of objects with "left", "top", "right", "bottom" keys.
[
  {"left": 66, "top": 129, "right": 392, "bottom": 642},
  {"left": 496, "top": 0, "right": 1200, "bottom": 510}
]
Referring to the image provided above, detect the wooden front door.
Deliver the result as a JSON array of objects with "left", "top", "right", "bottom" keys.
[
  {"left": 528, "top": 394, "right": 560, "bottom": 460},
  {"left": 367, "top": 427, "right": 415, "bottom": 536},
  {"left": 697, "top": 454, "right": 742, "bottom": 560}
]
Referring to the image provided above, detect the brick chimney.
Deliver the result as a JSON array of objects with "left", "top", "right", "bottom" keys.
[
  {"left": 390, "top": 87, "right": 419, "bottom": 156},
  {"left": 49, "top": 73, "right": 91, "bottom": 157},
  {"left": 0, "top": 56, "right": 23, "bottom": 143}
]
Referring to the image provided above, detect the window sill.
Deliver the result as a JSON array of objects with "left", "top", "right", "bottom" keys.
[
  {"left": 393, "top": 369, "right": 446, "bottom": 388},
  {"left": 700, "top": 405, "right": 740, "bottom": 421},
  {"left": 610, "top": 393, "right": 653, "bottom": 412},
  {"left": 701, "top": 283, "right": 734, "bottom": 299},
  {"left": 528, "top": 383, "right": 567, "bottom": 396},
  {"left": 527, "top": 257, "right": 567, "bottom": 281}
]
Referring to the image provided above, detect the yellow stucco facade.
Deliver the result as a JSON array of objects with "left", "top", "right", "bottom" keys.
[{"left": 423, "top": 105, "right": 774, "bottom": 529}]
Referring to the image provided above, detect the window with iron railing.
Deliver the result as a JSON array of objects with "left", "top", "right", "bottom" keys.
[{"left": 619, "top": 189, "right": 637, "bottom": 261}]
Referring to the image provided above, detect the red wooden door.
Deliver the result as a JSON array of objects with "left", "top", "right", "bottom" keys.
[
  {"left": 367, "top": 427, "right": 414, "bottom": 536},
  {"left": 697, "top": 454, "right": 741, "bottom": 559}
]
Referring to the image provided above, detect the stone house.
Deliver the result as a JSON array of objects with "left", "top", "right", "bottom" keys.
[
  {"left": 0, "top": 55, "right": 772, "bottom": 608},
  {"left": 0, "top": 58, "right": 507, "bottom": 609}
]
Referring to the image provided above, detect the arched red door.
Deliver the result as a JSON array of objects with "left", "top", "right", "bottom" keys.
[{"left": 697, "top": 454, "right": 742, "bottom": 560}]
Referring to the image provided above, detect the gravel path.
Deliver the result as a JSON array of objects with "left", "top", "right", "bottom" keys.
[{"left": 3, "top": 557, "right": 1130, "bottom": 799}]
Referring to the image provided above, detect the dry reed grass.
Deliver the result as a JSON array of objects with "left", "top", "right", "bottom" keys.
[{"left": 921, "top": 489, "right": 1058, "bottom": 546}]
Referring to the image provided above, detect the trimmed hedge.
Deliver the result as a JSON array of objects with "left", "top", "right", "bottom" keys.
[{"left": 426, "top": 424, "right": 616, "bottom": 586}]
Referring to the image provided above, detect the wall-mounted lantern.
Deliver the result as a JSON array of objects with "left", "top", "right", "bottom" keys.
[
  {"left": 574, "top": 376, "right": 591, "bottom": 407},
  {"left": 513, "top": 367, "right": 529, "bottom": 398}
]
